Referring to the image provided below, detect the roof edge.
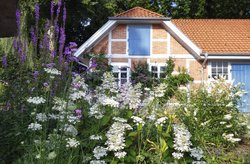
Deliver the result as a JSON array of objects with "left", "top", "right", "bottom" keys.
[{"left": 109, "top": 17, "right": 170, "bottom": 21}]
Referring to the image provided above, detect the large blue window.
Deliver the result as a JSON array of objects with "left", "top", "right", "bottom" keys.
[{"left": 128, "top": 25, "right": 150, "bottom": 56}]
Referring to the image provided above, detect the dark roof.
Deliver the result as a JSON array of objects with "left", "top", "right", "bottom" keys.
[{"left": 0, "top": 0, "right": 18, "bottom": 37}]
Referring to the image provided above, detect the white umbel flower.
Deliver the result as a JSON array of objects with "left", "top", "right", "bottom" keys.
[
  {"left": 114, "top": 151, "right": 127, "bottom": 159},
  {"left": 66, "top": 138, "right": 80, "bottom": 148},
  {"left": 90, "top": 135, "right": 102, "bottom": 140},
  {"left": 44, "top": 68, "right": 61, "bottom": 75},
  {"left": 90, "top": 160, "right": 106, "bottom": 164},
  {"left": 28, "top": 122, "right": 42, "bottom": 131},
  {"left": 131, "top": 116, "right": 145, "bottom": 126},
  {"left": 172, "top": 152, "right": 184, "bottom": 159},
  {"left": 190, "top": 147, "right": 204, "bottom": 160},
  {"left": 36, "top": 113, "right": 47, "bottom": 122},
  {"left": 27, "top": 96, "right": 46, "bottom": 105},
  {"left": 155, "top": 117, "right": 168, "bottom": 126},
  {"left": 93, "top": 146, "right": 107, "bottom": 159}
]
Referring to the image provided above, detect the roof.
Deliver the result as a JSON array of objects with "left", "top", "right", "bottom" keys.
[
  {"left": 115, "top": 7, "right": 164, "bottom": 18},
  {"left": 172, "top": 19, "right": 250, "bottom": 54},
  {"left": 0, "top": 0, "right": 18, "bottom": 37}
]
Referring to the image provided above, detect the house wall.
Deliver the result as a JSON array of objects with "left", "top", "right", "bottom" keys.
[{"left": 89, "top": 23, "right": 208, "bottom": 85}]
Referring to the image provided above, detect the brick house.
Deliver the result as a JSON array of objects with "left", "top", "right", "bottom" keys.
[{"left": 74, "top": 7, "right": 250, "bottom": 112}]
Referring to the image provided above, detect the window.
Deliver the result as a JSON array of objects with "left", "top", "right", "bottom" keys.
[
  {"left": 149, "top": 65, "right": 166, "bottom": 79},
  {"left": 211, "top": 62, "right": 228, "bottom": 79},
  {"left": 128, "top": 25, "right": 150, "bottom": 56},
  {"left": 112, "top": 65, "right": 129, "bottom": 86}
]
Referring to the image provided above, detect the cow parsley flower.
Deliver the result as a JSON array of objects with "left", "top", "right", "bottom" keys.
[
  {"left": 36, "top": 113, "right": 47, "bottom": 122},
  {"left": 93, "top": 146, "right": 107, "bottom": 159},
  {"left": 155, "top": 117, "right": 168, "bottom": 126},
  {"left": 28, "top": 122, "right": 42, "bottom": 131},
  {"left": 62, "top": 124, "right": 78, "bottom": 136},
  {"left": 90, "top": 160, "right": 106, "bottom": 164},
  {"left": 131, "top": 116, "right": 145, "bottom": 126},
  {"left": 27, "top": 96, "right": 46, "bottom": 104},
  {"left": 172, "top": 152, "right": 184, "bottom": 159},
  {"left": 190, "top": 147, "right": 204, "bottom": 160},
  {"left": 173, "top": 124, "right": 192, "bottom": 152},
  {"left": 114, "top": 151, "right": 127, "bottom": 159},
  {"left": 90, "top": 135, "right": 102, "bottom": 140},
  {"left": 44, "top": 67, "right": 61, "bottom": 75},
  {"left": 66, "top": 138, "right": 80, "bottom": 148},
  {"left": 89, "top": 104, "right": 104, "bottom": 119},
  {"left": 52, "top": 97, "right": 67, "bottom": 111},
  {"left": 113, "top": 117, "right": 127, "bottom": 123}
]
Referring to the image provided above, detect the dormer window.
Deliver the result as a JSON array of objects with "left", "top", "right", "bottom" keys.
[{"left": 128, "top": 25, "right": 150, "bottom": 56}]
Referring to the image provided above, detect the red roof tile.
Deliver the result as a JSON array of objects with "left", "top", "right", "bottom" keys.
[
  {"left": 172, "top": 19, "right": 250, "bottom": 54},
  {"left": 116, "top": 7, "right": 164, "bottom": 18}
]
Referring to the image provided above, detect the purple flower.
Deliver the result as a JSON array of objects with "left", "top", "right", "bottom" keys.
[
  {"left": 56, "top": 0, "right": 62, "bottom": 17},
  {"left": 63, "top": 5, "right": 66, "bottom": 25},
  {"left": 43, "top": 82, "right": 49, "bottom": 87},
  {"left": 51, "top": 50, "right": 56, "bottom": 59},
  {"left": 33, "top": 71, "right": 39, "bottom": 80},
  {"left": 50, "top": 1, "right": 55, "bottom": 19},
  {"left": 35, "top": 2, "right": 39, "bottom": 28},
  {"left": 13, "top": 38, "right": 17, "bottom": 49},
  {"left": 30, "top": 27, "right": 37, "bottom": 46},
  {"left": 2, "top": 54, "right": 7, "bottom": 67},
  {"left": 43, "top": 62, "right": 55, "bottom": 68},
  {"left": 69, "top": 42, "right": 77, "bottom": 48},
  {"left": 59, "top": 27, "right": 65, "bottom": 55},
  {"left": 74, "top": 109, "right": 82, "bottom": 119},
  {"left": 16, "top": 9, "right": 21, "bottom": 34}
]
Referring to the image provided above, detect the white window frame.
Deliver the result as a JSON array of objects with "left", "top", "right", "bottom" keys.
[
  {"left": 148, "top": 63, "right": 166, "bottom": 79},
  {"left": 208, "top": 61, "right": 230, "bottom": 81},
  {"left": 111, "top": 62, "right": 130, "bottom": 87}
]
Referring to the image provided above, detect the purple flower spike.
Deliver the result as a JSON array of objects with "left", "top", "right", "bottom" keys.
[
  {"left": 50, "top": 1, "right": 55, "bottom": 19},
  {"left": 63, "top": 5, "right": 66, "bottom": 25},
  {"left": 33, "top": 71, "right": 39, "bottom": 80},
  {"left": 56, "top": 0, "right": 62, "bottom": 18},
  {"left": 69, "top": 42, "right": 77, "bottom": 48},
  {"left": 16, "top": 9, "right": 21, "bottom": 34},
  {"left": 2, "top": 54, "right": 7, "bottom": 67},
  {"left": 13, "top": 38, "right": 18, "bottom": 49},
  {"left": 35, "top": 2, "right": 39, "bottom": 25},
  {"left": 30, "top": 27, "right": 37, "bottom": 46}
]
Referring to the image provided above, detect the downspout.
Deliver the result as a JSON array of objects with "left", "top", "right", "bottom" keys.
[{"left": 202, "top": 53, "right": 208, "bottom": 84}]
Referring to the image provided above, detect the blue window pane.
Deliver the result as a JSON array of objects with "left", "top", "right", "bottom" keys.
[{"left": 128, "top": 25, "right": 150, "bottom": 56}]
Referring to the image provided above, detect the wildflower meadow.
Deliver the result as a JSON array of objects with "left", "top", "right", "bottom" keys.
[{"left": 0, "top": 1, "right": 249, "bottom": 164}]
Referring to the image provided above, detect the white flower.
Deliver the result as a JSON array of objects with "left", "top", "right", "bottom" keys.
[
  {"left": 36, "top": 113, "right": 47, "bottom": 122},
  {"left": 220, "top": 121, "right": 226, "bottom": 125},
  {"left": 93, "top": 146, "right": 107, "bottom": 159},
  {"left": 62, "top": 124, "right": 78, "bottom": 137},
  {"left": 173, "top": 124, "right": 192, "bottom": 152},
  {"left": 172, "top": 152, "right": 184, "bottom": 159},
  {"left": 28, "top": 122, "right": 42, "bottom": 131},
  {"left": 105, "top": 122, "right": 132, "bottom": 152},
  {"left": 52, "top": 97, "right": 67, "bottom": 112},
  {"left": 69, "top": 91, "right": 87, "bottom": 101},
  {"left": 114, "top": 151, "right": 127, "bottom": 159},
  {"left": 27, "top": 96, "right": 46, "bottom": 105},
  {"left": 222, "top": 133, "right": 241, "bottom": 143},
  {"left": 152, "top": 83, "right": 167, "bottom": 98},
  {"left": 90, "top": 160, "right": 106, "bottom": 164},
  {"left": 99, "top": 96, "right": 119, "bottom": 108},
  {"left": 192, "top": 161, "right": 207, "bottom": 164},
  {"left": 190, "top": 147, "right": 204, "bottom": 160},
  {"left": 131, "top": 116, "right": 145, "bottom": 126},
  {"left": 224, "top": 114, "right": 232, "bottom": 120},
  {"left": 89, "top": 104, "right": 104, "bottom": 119},
  {"left": 47, "top": 151, "right": 57, "bottom": 160},
  {"left": 44, "top": 67, "right": 61, "bottom": 75},
  {"left": 155, "top": 117, "right": 168, "bottom": 126},
  {"left": 35, "top": 154, "right": 41, "bottom": 159},
  {"left": 226, "top": 124, "right": 232, "bottom": 128},
  {"left": 113, "top": 117, "right": 127, "bottom": 123},
  {"left": 90, "top": 135, "right": 102, "bottom": 140},
  {"left": 66, "top": 138, "right": 80, "bottom": 148}
]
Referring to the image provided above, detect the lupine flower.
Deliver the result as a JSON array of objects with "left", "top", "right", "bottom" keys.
[
  {"left": 30, "top": 27, "right": 37, "bottom": 46},
  {"left": 35, "top": 2, "right": 39, "bottom": 29},
  {"left": 63, "top": 5, "right": 66, "bottom": 26},
  {"left": 2, "top": 54, "right": 7, "bottom": 67},
  {"left": 50, "top": 0, "right": 55, "bottom": 19},
  {"left": 33, "top": 71, "right": 39, "bottom": 80},
  {"left": 16, "top": 9, "right": 21, "bottom": 34},
  {"left": 93, "top": 146, "right": 107, "bottom": 159},
  {"left": 13, "top": 38, "right": 17, "bottom": 49}
]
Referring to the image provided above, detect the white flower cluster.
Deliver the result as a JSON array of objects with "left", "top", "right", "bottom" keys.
[
  {"left": 62, "top": 124, "right": 78, "bottom": 137},
  {"left": 113, "top": 117, "right": 127, "bottom": 123},
  {"left": 66, "top": 138, "right": 80, "bottom": 148},
  {"left": 27, "top": 96, "right": 46, "bottom": 105},
  {"left": 93, "top": 146, "right": 107, "bottom": 159},
  {"left": 155, "top": 116, "right": 168, "bottom": 126},
  {"left": 190, "top": 147, "right": 204, "bottom": 160},
  {"left": 152, "top": 83, "right": 168, "bottom": 98},
  {"left": 52, "top": 97, "right": 67, "bottom": 111},
  {"left": 28, "top": 122, "right": 42, "bottom": 131},
  {"left": 192, "top": 161, "right": 207, "bottom": 164},
  {"left": 105, "top": 120, "right": 132, "bottom": 159},
  {"left": 99, "top": 72, "right": 118, "bottom": 94},
  {"left": 131, "top": 116, "right": 145, "bottom": 126},
  {"left": 224, "top": 114, "right": 232, "bottom": 120},
  {"left": 44, "top": 67, "right": 61, "bottom": 75},
  {"left": 89, "top": 104, "right": 104, "bottom": 119},
  {"left": 36, "top": 113, "right": 47, "bottom": 122},
  {"left": 69, "top": 75, "right": 88, "bottom": 101},
  {"left": 98, "top": 96, "right": 119, "bottom": 108},
  {"left": 90, "top": 135, "right": 102, "bottom": 140},
  {"left": 172, "top": 124, "right": 192, "bottom": 160},
  {"left": 90, "top": 160, "right": 106, "bottom": 164},
  {"left": 118, "top": 82, "right": 142, "bottom": 110},
  {"left": 222, "top": 133, "right": 241, "bottom": 143}
]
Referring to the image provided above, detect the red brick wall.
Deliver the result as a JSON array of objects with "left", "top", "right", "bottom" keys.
[
  {"left": 112, "top": 24, "right": 126, "bottom": 39},
  {"left": 111, "top": 41, "right": 126, "bottom": 54},
  {"left": 170, "top": 36, "right": 189, "bottom": 54},
  {"left": 152, "top": 24, "right": 167, "bottom": 39},
  {"left": 91, "top": 36, "right": 108, "bottom": 54}
]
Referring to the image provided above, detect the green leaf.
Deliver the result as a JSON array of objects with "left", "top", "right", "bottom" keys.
[
  {"left": 128, "top": 131, "right": 137, "bottom": 137},
  {"left": 160, "top": 137, "right": 168, "bottom": 153},
  {"left": 101, "top": 115, "right": 111, "bottom": 125}
]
